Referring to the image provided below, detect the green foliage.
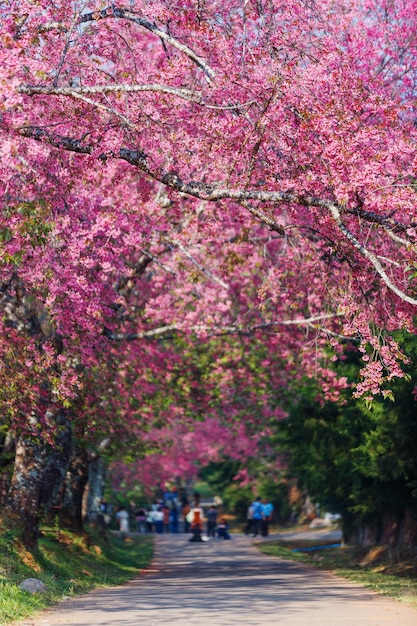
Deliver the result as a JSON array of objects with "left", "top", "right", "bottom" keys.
[
  {"left": 220, "top": 483, "right": 254, "bottom": 521},
  {"left": 199, "top": 460, "right": 251, "bottom": 519},
  {"left": 274, "top": 334, "right": 417, "bottom": 539},
  {"left": 199, "top": 461, "right": 291, "bottom": 523},
  {"left": 1, "top": 201, "right": 52, "bottom": 266},
  {"left": 0, "top": 523, "right": 153, "bottom": 624},
  {"left": 166, "top": 331, "right": 417, "bottom": 543},
  {"left": 199, "top": 460, "right": 242, "bottom": 494},
  {"left": 191, "top": 480, "right": 215, "bottom": 501}
]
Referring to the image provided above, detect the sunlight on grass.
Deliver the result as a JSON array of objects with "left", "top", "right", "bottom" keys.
[{"left": 0, "top": 525, "right": 153, "bottom": 625}]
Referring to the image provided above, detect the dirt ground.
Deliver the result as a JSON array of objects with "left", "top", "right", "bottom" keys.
[{"left": 15, "top": 532, "right": 417, "bottom": 626}]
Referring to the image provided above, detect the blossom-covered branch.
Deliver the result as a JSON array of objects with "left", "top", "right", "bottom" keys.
[
  {"left": 18, "top": 83, "right": 204, "bottom": 105},
  {"left": 104, "top": 313, "right": 346, "bottom": 341},
  {"left": 38, "top": 5, "right": 215, "bottom": 84},
  {"left": 18, "top": 126, "right": 417, "bottom": 307}
]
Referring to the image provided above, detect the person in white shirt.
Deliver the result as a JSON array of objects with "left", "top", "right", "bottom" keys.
[{"left": 115, "top": 506, "right": 130, "bottom": 534}]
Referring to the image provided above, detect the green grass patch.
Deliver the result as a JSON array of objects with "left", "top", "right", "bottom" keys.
[
  {"left": 0, "top": 524, "right": 153, "bottom": 625},
  {"left": 257, "top": 539, "right": 417, "bottom": 608}
]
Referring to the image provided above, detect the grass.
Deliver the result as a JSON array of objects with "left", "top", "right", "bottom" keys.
[
  {"left": 0, "top": 522, "right": 153, "bottom": 625},
  {"left": 257, "top": 532, "right": 417, "bottom": 609}
]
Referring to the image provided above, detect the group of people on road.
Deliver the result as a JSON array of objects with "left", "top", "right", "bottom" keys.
[
  {"left": 186, "top": 494, "right": 231, "bottom": 542},
  {"left": 113, "top": 492, "right": 230, "bottom": 540},
  {"left": 114, "top": 498, "right": 181, "bottom": 536},
  {"left": 133, "top": 501, "right": 180, "bottom": 534},
  {"left": 245, "top": 496, "right": 274, "bottom": 537},
  {"left": 113, "top": 493, "right": 274, "bottom": 540}
]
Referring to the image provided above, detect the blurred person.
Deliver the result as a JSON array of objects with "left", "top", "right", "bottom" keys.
[
  {"left": 217, "top": 517, "right": 231, "bottom": 540},
  {"left": 115, "top": 506, "right": 130, "bottom": 534},
  {"left": 261, "top": 498, "right": 274, "bottom": 537},
  {"left": 250, "top": 497, "right": 263, "bottom": 537},
  {"left": 206, "top": 504, "right": 218, "bottom": 537}
]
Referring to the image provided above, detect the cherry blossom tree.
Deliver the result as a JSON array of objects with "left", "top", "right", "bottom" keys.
[
  {"left": 2, "top": 0, "right": 416, "bottom": 387},
  {"left": 1, "top": 0, "right": 417, "bottom": 544}
]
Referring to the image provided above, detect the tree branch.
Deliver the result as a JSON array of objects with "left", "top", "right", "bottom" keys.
[
  {"left": 164, "top": 238, "right": 229, "bottom": 289},
  {"left": 19, "top": 83, "right": 204, "bottom": 105},
  {"left": 350, "top": 205, "right": 416, "bottom": 239},
  {"left": 40, "top": 5, "right": 215, "bottom": 84},
  {"left": 17, "top": 127, "right": 417, "bottom": 307},
  {"left": 103, "top": 313, "right": 346, "bottom": 341},
  {"left": 328, "top": 203, "right": 417, "bottom": 306},
  {"left": 239, "top": 200, "right": 285, "bottom": 236},
  {"left": 18, "top": 84, "right": 255, "bottom": 112},
  {"left": 18, "top": 127, "right": 92, "bottom": 154},
  {"left": 103, "top": 323, "right": 179, "bottom": 341},
  {"left": 81, "top": 7, "right": 215, "bottom": 84}
]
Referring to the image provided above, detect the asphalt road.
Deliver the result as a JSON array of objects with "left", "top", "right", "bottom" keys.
[{"left": 15, "top": 532, "right": 417, "bottom": 626}]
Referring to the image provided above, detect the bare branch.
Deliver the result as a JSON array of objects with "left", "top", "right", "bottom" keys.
[
  {"left": 115, "top": 253, "right": 154, "bottom": 293},
  {"left": 18, "top": 84, "right": 255, "bottom": 112},
  {"left": 19, "top": 83, "right": 204, "bottom": 104},
  {"left": 52, "top": 10, "right": 81, "bottom": 88},
  {"left": 18, "top": 127, "right": 92, "bottom": 154},
  {"left": 328, "top": 203, "right": 417, "bottom": 306},
  {"left": 38, "top": 21, "right": 67, "bottom": 33},
  {"left": 377, "top": 255, "right": 402, "bottom": 268},
  {"left": 240, "top": 200, "right": 285, "bottom": 236},
  {"left": 138, "top": 249, "right": 176, "bottom": 276},
  {"left": 383, "top": 226, "right": 415, "bottom": 247},
  {"left": 56, "top": 91, "right": 136, "bottom": 129},
  {"left": 16, "top": 126, "right": 413, "bottom": 221},
  {"left": 246, "top": 313, "right": 344, "bottom": 328},
  {"left": 103, "top": 323, "right": 179, "bottom": 341},
  {"left": 40, "top": 7, "right": 215, "bottom": 83},
  {"left": 40, "top": 6, "right": 214, "bottom": 84},
  {"left": 104, "top": 313, "right": 346, "bottom": 341},
  {"left": 350, "top": 205, "right": 417, "bottom": 239},
  {"left": 165, "top": 238, "right": 229, "bottom": 290}
]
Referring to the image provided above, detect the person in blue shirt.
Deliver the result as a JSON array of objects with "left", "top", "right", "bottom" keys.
[
  {"left": 261, "top": 499, "right": 274, "bottom": 537},
  {"left": 250, "top": 497, "right": 264, "bottom": 537},
  {"left": 217, "top": 517, "right": 231, "bottom": 539}
]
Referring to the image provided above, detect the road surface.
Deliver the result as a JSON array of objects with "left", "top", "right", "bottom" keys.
[{"left": 15, "top": 532, "right": 417, "bottom": 626}]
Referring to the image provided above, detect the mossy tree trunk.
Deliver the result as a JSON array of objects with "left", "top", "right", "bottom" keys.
[
  {"left": 58, "top": 447, "right": 89, "bottom": 532},
  {"left": 4, "top": 410, "right": 72, "bottom": 548}
]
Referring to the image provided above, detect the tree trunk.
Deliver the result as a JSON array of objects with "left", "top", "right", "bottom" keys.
[
  {"left": 58, "top": 447, "right": 89, "bottom": 532},
  {"left": 401, "top": 507, "right": 417, "bottom": 552},
  {"left": 0, "top": 430, "right": 15, "bottom": 507},
  {"left": 342, "top": 508, "right": 417, "bottom": 552},
  {"left": 38, "top": 411, "right": 72, "bottom": 514},
  {"left": 4, "top": 435, "right": 43, "bottom": 548},
  {"left": 4, "top": 410, "right": 72, "bottom": 549},
  {"left": 85, "top": 456, "right": 107, "bottom": 523},
  {"left": 341, "top": 512, "right": 379, "bottom": 546},
  {"left": 380, "top": 509, "right": 417, "bottom": 555}
]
